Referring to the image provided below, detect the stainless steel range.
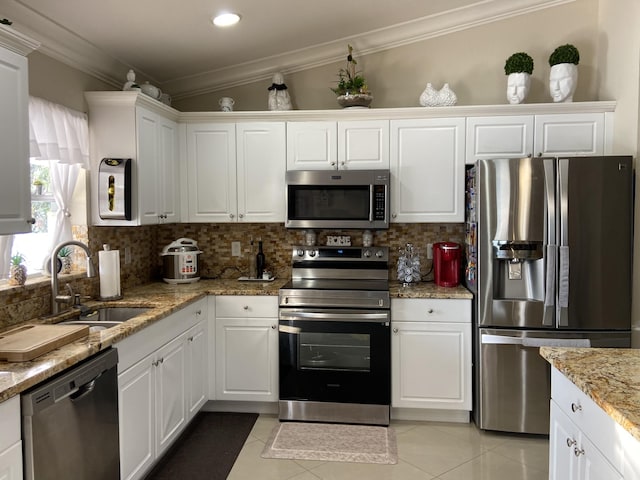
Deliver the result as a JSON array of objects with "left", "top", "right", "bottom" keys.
[{"left": 278, "top": 245, "right": 391, "bottom": 426}]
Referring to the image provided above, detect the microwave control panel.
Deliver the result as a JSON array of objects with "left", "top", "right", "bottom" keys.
[{"left": 374, "top": 185, "right": 386, "bottom": 220}]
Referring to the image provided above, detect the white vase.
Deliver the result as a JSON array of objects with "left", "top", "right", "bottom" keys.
[
  {"left": 549, "top": 63, "right": 578, "bottom": 103},
  {"left": 506, "top": 72, "right": 531, "bottom": 105}
]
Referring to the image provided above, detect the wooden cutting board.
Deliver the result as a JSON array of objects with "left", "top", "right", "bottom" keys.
[{"left": 0, "top": 324, "right": 89, "bottom": 362}]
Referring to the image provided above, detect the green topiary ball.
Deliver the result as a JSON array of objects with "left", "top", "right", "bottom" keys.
[
  {"left": 504, "top": 52, "right": 534, "bottom": 75},
  {"left": 549, "top": 44, "right": 580, "bottom": 66}
]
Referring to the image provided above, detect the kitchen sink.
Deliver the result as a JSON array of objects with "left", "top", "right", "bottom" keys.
[{"left": 59, "top": 307, "right": 150, "bottom": 332}]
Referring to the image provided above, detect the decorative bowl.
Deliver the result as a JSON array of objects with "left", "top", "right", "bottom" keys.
[{"left": 337, "top": 93, "right": 373, "bottom": 108}]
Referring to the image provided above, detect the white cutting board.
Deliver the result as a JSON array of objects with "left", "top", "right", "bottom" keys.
[{"left": 0, "top": 324, "right": 89, "bottom": 362}]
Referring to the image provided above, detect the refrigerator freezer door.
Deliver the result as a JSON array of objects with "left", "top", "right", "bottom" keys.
[
  {"left": 475, "top": 328, "right": 630, "bottom": 434},
  {"left": 556, "top": 156, "right": 633, "bottom": 329}
]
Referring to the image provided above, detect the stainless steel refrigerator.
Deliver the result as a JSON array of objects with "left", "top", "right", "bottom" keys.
[{"left": 464, "top": 156, "right": 633, "bottom": 434}]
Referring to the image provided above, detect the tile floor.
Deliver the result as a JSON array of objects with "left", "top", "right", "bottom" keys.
[{"left": 228, "top": 415, "right": 549, "bottom": 480}]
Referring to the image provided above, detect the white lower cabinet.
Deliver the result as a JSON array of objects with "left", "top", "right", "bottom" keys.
[
  {"left": 549, "top": 367, "right": 640, "bottom": 480},
  {"left": 117, "top": 299, "right": 207, "bottom": 480},
  {"left": 391, "top": 299, "right": 471, "bottom": 411},
  {"left": 0, "top": 396, "right": 22, "bottom": 480},
  {"left": 215, "top": 296, "right": 278, "bottom": 402}
]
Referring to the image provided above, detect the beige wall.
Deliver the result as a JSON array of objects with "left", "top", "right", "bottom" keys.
[
  {"left": 28, "top": 51, "right": 115, "bottom": 113},
  {"left": 174, "top": 0, "right": 600, "bottom": 111}
]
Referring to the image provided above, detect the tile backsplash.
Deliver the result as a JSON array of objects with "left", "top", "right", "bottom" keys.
[{"left": 0, "top": 222, "right": 463, "bottom": 329}]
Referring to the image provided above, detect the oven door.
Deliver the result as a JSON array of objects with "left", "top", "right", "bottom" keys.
[{"left": 279, "top": 308, "right": 390, "bottom": 406}]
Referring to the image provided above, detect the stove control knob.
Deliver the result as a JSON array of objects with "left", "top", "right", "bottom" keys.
[
  {"left": 363, "top": 249, "right": 372, "bottom": 258},
  {"left": 296, "top": 249, "right": 305, "bottom": 257},
  {"left": 375, "top": 250, "right": 385, "bottom": 258},
  {"left": 308, "top": 249, "right": 316, "bottom": 257}
]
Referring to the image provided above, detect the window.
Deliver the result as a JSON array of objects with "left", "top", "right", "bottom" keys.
[
  {"left": 3, "top": 96, "right": 89, "bottom": 282},
  {"left": 11, "top": 161, "right": 60, "bottom": 275}
]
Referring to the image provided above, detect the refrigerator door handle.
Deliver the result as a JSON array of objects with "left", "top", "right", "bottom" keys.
[
  {"left": 522, "top": 337, "right": 591, "bottom": 348},
  {"left": 543, "top": 245, "right": 556, "bottom": 326},
  {"left": 558, "top": 245, "right": 570, "bottom": 325},
  {"left": 481, "top": 334, "right": 524, "bottom": 345}
]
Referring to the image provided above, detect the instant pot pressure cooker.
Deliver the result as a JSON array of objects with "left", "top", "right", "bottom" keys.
[{"left": 161, "top": 238, "right": 202, "bottom": 284}]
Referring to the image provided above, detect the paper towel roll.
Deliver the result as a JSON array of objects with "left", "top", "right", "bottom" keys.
[{"left": 99, "top": 249, "right": 121, "bottom": 299}]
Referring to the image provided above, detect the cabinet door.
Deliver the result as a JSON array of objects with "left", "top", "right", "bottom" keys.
[
  {"left": 549, "top": 401, "right": 580, "bottom": 480},
  {"left": 158, "top": 116, "right": 179, "bottom": 222},
  {"left": 119, "top": 355, "right": 155, "bottom": 480},
  {"left": 392, "top": 321, "right": 471, "bottom": 410},
  {"left": 136, "top": 108, "right": 162, "bottom": 224},
  {"left": 465, "top": 115, "right": 534, "bottom": 164},
  {"left": 338, "top": 120, "right": 390, "bottom": 170},
  {"left": 287, "top": 121, "right": 338, "bottom": 170},
  {"left": 185, "top": 123, "right": 237, "bottom": 222},
  {"left": 155, "top": 335, "right": 186, "bottom": 457},
  {"left": 215, "top": 317, "right": 278, "bottom": 402},
  {"left": 237, "top": 122, "right": 286, "bottom": 222},
  {"left": 390, "top": 118, "right": 465, "bottom": 222},
  {"left": 579, "top": 433, "right": 623, "bottom": 480},
  {"left": 0, "top": 442, "right": 22, "bottom": 480},
  {"left": 0, "top": 47, "right": 32, "bottom": 234},
  {"left": 186, "top": 319, "right": 208, "bottom": 420},
  {"left": 534, "top": 113, "right": 604, "bottom": 157}
]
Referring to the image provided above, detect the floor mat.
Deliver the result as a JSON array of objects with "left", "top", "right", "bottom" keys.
[
  {"left": 145, "top": 411, "right": 258, "bottom": 480},
  {"left": 261, "top": 422, "right": 397, "bottom": 464}
]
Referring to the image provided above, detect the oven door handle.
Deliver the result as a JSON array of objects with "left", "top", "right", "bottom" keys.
[{"left": 279, "top": 311, "right": 390, "bottom": 322}]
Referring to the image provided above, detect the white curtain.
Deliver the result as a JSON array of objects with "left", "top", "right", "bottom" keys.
[
  {"left": 28, "top": 97, "right": 89, "bottom": 250},
  {"left": 0, "top": 236, "right": 14, "bottom": 280}
]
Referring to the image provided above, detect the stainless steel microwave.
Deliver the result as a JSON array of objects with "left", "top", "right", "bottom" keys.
[{"left": 285, "top": 169, "right": 390, "bottom": 229}]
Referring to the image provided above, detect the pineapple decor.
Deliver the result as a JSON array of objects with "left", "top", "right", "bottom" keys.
[
  {"left": 58, "top": 246, "right": 72, "bottom": 274},
  {"left": 9, "top": 253, "right": 27, "bottom": 286}
]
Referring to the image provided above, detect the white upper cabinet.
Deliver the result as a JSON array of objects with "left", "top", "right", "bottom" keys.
[
  {"left": 466, "top": 112, "right": 606, "bottom": 164},
  {"left": 286, "top": 121, "right": 337, "bottom": 170},
  {"left": 466, "top": 115, "right": 534, "bottom": 163},
  {"left": 287, "top": 120, "right": 389, "bottom": 170},
  {"left": 85, "top": 92, "right": 181, "bottom": 225},
  {"left": 184, "top": 122, "right": 285, "bottom": 222},
  {"left": 0, "top": 27, "right": 38, "bottom": 235},
  {"left": 390, "top": 118, "right": 465, "bottom": 222},
  {"left": 534, "top": 113, "right": 605, "bottom": 157}
]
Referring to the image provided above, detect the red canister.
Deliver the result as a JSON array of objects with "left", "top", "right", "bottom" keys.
[{"left": 433, "top": 242, "right": 461, "bottom": 287}]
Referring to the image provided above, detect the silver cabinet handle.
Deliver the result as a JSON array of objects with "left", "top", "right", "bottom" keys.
[
  {"left": 229, "top": 213, "right": 234, "bottom": 219},
  {"left": 195, "top": 309, "right": 202, "bottom": 316},
  {"left": 573, "top": 447, "right": 585, "bottom": 457},
  {"left": 571, "top": 402, "right": 582, "bottom": 413},
  {"left": 393, "top": 328, "right": 398, "bottom": 334},
  {"left": 427, "top": 308, "right": 434, "bottom": 314},
  {"left": 243, "top": 305, "right": 249, "bottom": 310},
  {"left": 239, "top": 213, "right": 244, "bottom": 219},
  {"left": 27, "top": 217, "right": 36, "bottom": 225},
  {"left": 392, "top": 213, "right": 397, "bottom": 218},
  {"left": 566, "top": 437, "right": 577, "bottom": 447},
  {"left": 271, "top": 324, "right": 276, "bottom": 329}
]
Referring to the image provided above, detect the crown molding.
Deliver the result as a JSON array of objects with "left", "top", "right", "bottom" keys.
[
  {"left": 0, "top": 23, "right": 39, "bottom": 56},
  {"left": 3, "top": 0, "right": 574, "bottom": 99}
]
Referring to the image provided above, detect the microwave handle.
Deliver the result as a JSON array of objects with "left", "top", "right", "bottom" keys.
[{"left": 369, "top": 187, "right": 374, "bottom": 222}]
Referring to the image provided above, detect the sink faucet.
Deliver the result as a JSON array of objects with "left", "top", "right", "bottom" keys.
[{"left": 51, "top": 241, "right": 97, "bottom": 315}]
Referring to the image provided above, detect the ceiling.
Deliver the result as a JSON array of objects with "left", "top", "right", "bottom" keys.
[{"left": 2, "top": 0, "right": 572, "bottom": 99}]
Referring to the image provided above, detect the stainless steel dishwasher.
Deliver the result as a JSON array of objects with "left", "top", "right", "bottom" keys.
[{"left": 21, "top": 348, "right": 120, "bottom": 480}]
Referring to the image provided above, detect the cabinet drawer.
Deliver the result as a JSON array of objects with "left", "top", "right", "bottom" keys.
[
  {"left": 391, "top": 298, "right": 470, "bottom": 323},
  {"left": 551, "top": 367, "right": 624, "bottom": 472},
  {"left": 215, "top": 295, "right": 278, "bottom": 318}
]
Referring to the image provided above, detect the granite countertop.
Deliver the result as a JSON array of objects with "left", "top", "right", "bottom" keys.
[
  {"left": 540, "top": 346, "right": 640, "bottom": 442},
  {"left": 389, "top": 281, "right": 473, "bottom": 299},
  {"left": 0, "top": 278, "right": 471, "bottom": 403}
]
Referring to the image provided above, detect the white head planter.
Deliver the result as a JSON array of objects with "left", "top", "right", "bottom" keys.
[
  {"left": 548, "top": 44, "right": 580, "bottom": 103},
  {"left": 506, "top": 72, "right": 531, "bottom": 105},
  {"left": 549, "top": 63, "right": 578, "bottom": 103},
  {"left": 504, "top": 52, "right": 534, "bottom": 105}
]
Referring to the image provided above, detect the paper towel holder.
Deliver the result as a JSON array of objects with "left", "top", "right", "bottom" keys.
[{"left": 99, "top": 158, "right": 132, "bottom": 220}]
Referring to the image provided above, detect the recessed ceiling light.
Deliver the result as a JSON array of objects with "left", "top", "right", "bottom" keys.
[{"left": 212, "top": 13, "right": 241, "bottom": 27}]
